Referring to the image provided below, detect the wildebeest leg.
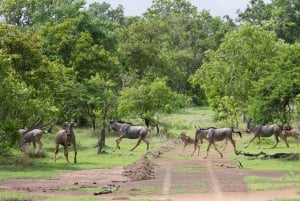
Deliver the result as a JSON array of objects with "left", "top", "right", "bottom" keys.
[
  {"left": 272, "top": 135, "right": 280, "bottom": 148},
  {"left": 64, "top": 145, "right": 69, "bottom": 163},
  {"left": 32, "top": 141, "right": 36, "bottom": 149},
  {"left": 191, "top": 140, "right": 200, "bottom": 156},
  {"left": 73, "top": 143, "right": 77, "bottom": 163},
  {"left": 34, "top": 138, "right": 43, "bottom": 154},
  {"left": 54, "top": 144, "right": 59, "bottom": 164},
  {"left": 220, "top": 138, "right": 228, "bottom": 151},
  {"left": 130, "top": 137, "right": 143, "bottom": 151},
  {"left": 142, "top": 138, "right": 149, "bottom": 150},
  {"left": 212, "top": 142, "right": 223, "bottom": 158},
  {"left": 203, "top": 142, "right": 212, "bottom": 159},
  {"left": 229, "top": 138, "right": 237, "bottom": 154},
  {"left": 113, "top": 136, "right": 123, "bottom": 152},
  {"left": 245, "top": 135, "right": 257, "bottom": 148}
]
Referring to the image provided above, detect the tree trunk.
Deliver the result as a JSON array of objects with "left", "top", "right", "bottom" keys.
[{"left": 98, "top": 128, "right": 106, "bottom": 154}]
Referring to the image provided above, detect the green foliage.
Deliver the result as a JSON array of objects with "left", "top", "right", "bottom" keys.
[
  {"left": 0, "top": 0, "right": 299, "bottom": 154},
  {"left": 248, "top": 43, "right": 300, "bottom": 125},
  {"left": 117, "top": 77, "right": 190, "bottom": 119},
  {"left": 190, "top": 24, "right": 294, "bottom": 125},
  {"left": 238, "top": 0, "right": 300, "bottom": 43}
]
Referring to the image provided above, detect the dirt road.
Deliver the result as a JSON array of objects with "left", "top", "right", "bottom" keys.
[{"left": 1, "top": 141, "right": 299, "bottom": 201}]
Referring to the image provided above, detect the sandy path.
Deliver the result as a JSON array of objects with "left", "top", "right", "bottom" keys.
[{"left": 0, "top": 141, "right": 300, "bottom": 201}]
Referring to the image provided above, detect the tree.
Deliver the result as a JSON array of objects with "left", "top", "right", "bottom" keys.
[
  {"left": 248, "top": 42, "right": 300, "bottom": 125},
  {"left": 237, "top": 0, "right": 300, "bottom": 43},
  {"left": 118, "top": 0, "right": 235, "bottom": 105},
  {"left": 190, "top": 24, "right": 284, "bottom": 125},
  {"left": 0, "top": 0, "right": 85, "bottom": 28},
  {"left": 117, "top": 77, "right": 190, "bottom": 132}
]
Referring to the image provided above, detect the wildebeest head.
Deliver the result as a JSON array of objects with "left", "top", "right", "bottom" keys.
[{"left": 63, "top": 122, "right": 75, "bottom": 136}]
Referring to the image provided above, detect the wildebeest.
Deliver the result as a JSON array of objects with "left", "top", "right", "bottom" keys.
[
  {"left": 203, "top": 127, "right": 241, "bottom": 159},
  {"left": 191, "top": 127, "right": 210, "bottom": 156},
  {"left": 245, "top": 120, "right": 289, "bottom": 148},
  {"left": 109, "top": 120, "right": 149, "bottom": 152},
  {"left": 19, "top": 128, "right": 43, "bottom": 154},
  {"left": 179, "top": 132, "right": 195, "bottom": 154},
  {"left": 54, "top": 122, "right": 77, "bottom": 163}
]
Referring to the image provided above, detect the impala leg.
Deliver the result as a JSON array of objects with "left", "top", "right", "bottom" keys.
[
  {"left": 280, "top": 134, "right": 289, "bottom": 148},
  {"left": 181, "top": 144, "right": 187, "bottom": 155}
]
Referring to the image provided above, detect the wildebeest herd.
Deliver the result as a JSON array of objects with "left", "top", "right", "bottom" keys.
[
  {"left": 18, "top": 118, "right": 300, "bottom": 163},
  {"left": 179, "top": 121, "right": 299, "bottom": 158}
]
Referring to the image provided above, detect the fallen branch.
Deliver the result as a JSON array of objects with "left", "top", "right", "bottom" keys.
[
  {"left": 94, "top": 184, "right": 120, "bottom": 195},
  {"left": 236, "top": 151, "right": 300, "bottom": 160}
]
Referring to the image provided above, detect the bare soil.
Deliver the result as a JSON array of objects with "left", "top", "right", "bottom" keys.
[{"left": 1, "top": 141, "right": 300, "bottom": 201}]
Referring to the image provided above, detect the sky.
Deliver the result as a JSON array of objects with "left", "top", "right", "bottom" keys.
[{"left": 86, "top": 0, "right": 271, "bottom": 19}]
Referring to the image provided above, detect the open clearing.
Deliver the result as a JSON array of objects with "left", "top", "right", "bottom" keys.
[{"left": 1, "top": 140, "right": 300, "bottom": 201}]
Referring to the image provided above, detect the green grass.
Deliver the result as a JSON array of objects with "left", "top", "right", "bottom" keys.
[
  {"left": 0, "top": 129, "right": 164, "bottom": 181},
  {"left": 1, "top": 106, "right": 300, "bottom": 198},
  {"left": 0, "top": 191, "right": 40, "bottom": 201},
  {"left": 234, "top": 135, "right": 300, "bottom": 171},
  {"left": 129, "top": 186, "right": 160, "bottom": 195},
  {"left": 245, "top": 173, "right": 300, "bottom": 190}
]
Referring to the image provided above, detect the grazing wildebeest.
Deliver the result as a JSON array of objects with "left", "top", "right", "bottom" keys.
[
  {"left": 245, "top": 120, "right": 289, "bottom": 148},
  {"left": 204, "top": 127, "right": 241, "bottom": 159},
  {"left": 179, "top": 132, "right": 195, "bottom": 154},
  {"left": 19, "top": 128, "right": 43, "bottom": 154},
  {"left": 54, "top": 122, "right": 77, "bottom": 163},
  {"left": 109, "top": 120, "right": 149, "bottom": 152}
]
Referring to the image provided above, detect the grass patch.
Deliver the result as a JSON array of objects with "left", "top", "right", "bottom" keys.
[
  {"left": 234, "top": 134, "right": 300, "bottom": 171},
  {"left": 170, "top": 186, "right": 186, "bottom": 193},
  {"left": 0, "top": 131, "right": 165, "bottom": 181},
  {"left": 277, "top": 199, "right": 300, "bottom": 201},
  {"left": 245, "top": 172, "right": 300, "bottom": 191},
  {"left": 173, "top": 166, "right": 201, "bottom": 173},
  {"left": 0, "top": 191, "right": 39, "bottom": 201},
  {"left": 42, "top": 196, "right": 104, "bottom": 201},
  {"left": 130, "top": 186, "right": 160, "bottom": 195}
]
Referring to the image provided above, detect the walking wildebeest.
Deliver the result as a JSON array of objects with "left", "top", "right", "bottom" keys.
[
  {"left": 109, "top": 120, "right": 149, "bottom": 152},
  {"left": 19, "top": 128, "right": 43, "bottom": 154},
  {"left": 54, "top": 122, "right": 77, "bottom": 163},
  {"left": 245, "top": 119, "right": 289, "bottom": 148},
  {"left": 204, "top": 127, "right": 241, "bottom": 159},
  {"left": 191, "top": 127, "right": 210, "bottom": 156}
]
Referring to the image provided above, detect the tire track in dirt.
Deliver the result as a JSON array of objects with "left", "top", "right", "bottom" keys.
[
  {"left": 159, "top": 161, "right": 172, "bottom": 200},
  {"left": 206, "top": 160, "right": 223, "bottom": 200}
]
